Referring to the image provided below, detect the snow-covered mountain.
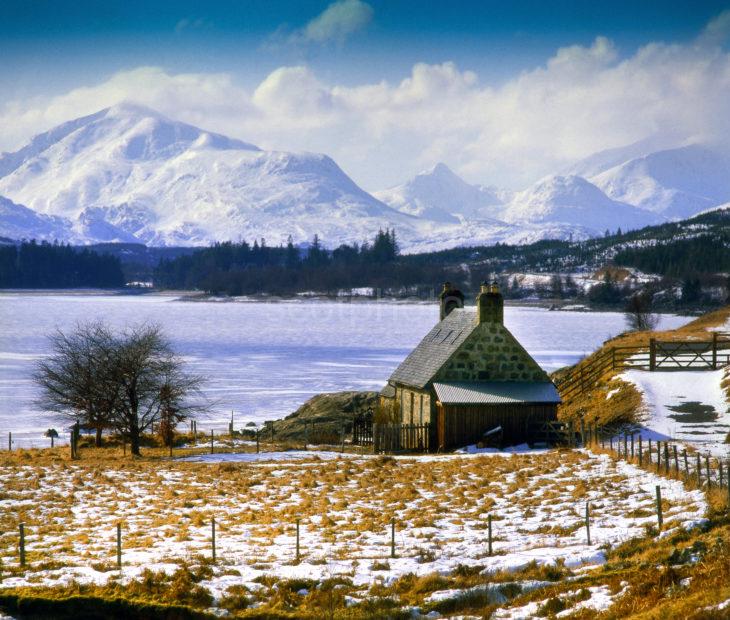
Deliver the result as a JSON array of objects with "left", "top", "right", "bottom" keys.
[
  {"left": 590, "top": 144, "right": 730, "bottom": 219},
  {"left": 0, "top": 195, "right": 78, "bottom": 243},
  {"left": 564, "top": 134, "right": 683, "bottom": 179},
  {"left": 0, "top": 103, "right": 434, "bottom": 247},
  {"left": 502, "top": 175, "right": 661, "bottom": 232},
  {"left": 375, "top": 163, "right": 505, "bottom": 223},
  {"left": 1, "top": 102, "right": 726, "bottom": 252}
]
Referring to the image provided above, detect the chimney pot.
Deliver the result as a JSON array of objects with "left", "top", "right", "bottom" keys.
[{"left": 477, "top": 278, "right": 504, "bottom": 324}]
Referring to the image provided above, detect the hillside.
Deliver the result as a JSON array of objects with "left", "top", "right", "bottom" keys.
[
  {"left": 268, "top": 391, "right": 377, "bottom": 442},
  {"left": 410, "top": 205, "right": 730, "bottom": 278},
  {"left": 555, "top": 305, "right": 730, "bottom": 438}
]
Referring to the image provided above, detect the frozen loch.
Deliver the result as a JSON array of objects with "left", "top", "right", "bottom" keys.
[{"left": 0, "top": 294, "right": 686, "bottom": 447}]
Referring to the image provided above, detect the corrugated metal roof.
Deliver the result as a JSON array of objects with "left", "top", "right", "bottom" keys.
[
  {"left": 388, "top": 308, "right": 478, "bottom": 389},
  {"left": 433, "top": 381, "right": 561, "bottom": 405}
]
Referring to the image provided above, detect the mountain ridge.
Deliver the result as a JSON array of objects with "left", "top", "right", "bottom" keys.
[{"left": 1, "top": 104, "right": 728, "bottom": 250}]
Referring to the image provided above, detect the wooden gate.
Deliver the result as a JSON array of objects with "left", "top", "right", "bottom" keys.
[
  {"left": 352, "top": 412, "right": 373, "bottom": 446},
  {"left": 373, "top": 423, "right": 430, "bottom": 453}
]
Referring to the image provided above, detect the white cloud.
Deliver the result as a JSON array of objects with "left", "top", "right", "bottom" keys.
[
  {"left": 2, "top": 12, "right": 730, "bottom": 191},
  {"left": 697, "top": 9, "right": 730, "bottom": 47},
  {"left": 297, "top": 0, "right": 373, "bottom": 45}
]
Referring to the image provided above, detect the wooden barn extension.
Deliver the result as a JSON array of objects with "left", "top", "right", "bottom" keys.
[{"left": 434, "top": 381, "right": 560, "bottom": 449}]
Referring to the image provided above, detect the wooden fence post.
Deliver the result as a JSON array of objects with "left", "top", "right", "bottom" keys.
[
  {"left": 8, "top": 431, "right": 11, "bottom": 451},
  {"left": 340, "top": 428, "right": 345, "bottom": 454},
  {"left": 256, "top": 430, "right": 260, "bottom": 454},
  {"left": 664, "top": 443, "right": 669, "bottom": 474},
  {"left": 720, "top": 461, "right": 724, "bottom": 489},
  {"left": 390, "top": 518, "right": 396, "bottom": 558},
  {"left": 210, "top": 430, "right": 214, "bottom": 455},
  {"left": 580, "top": 418, "right": 585, "bottom": 446},
  {"left": 488, "top": 514, "right": 493, "bottom": 556},
  {"left": 673, "top": 445, "right": 678, "bottom": 474},
  {"left": 684, "top": 450, "right": 689, "bottom": 479},
  {"left": 655, "top": 486, "right": 663, "bottom": 530},
  {"left": 696, "top": 453, "right": 702, "bottom": 487},
  {"left": 649, "top": 338, "right": 657, "bottom": 371},
  {"left": 648, "top": 439, "right": 652, "bottom": 464},
  {"left": 19, "top": 523, "right": 25, "bottom": 567},
  {"left": 656, "top": 441, "right": 661, "bottom": 471},
  {"left": 638, "top": 436, "right": 643, "bottom": 466},
  {"left": 568, "top": 420, "right": 574, "bottom": 448},
  {"left": 585, "top": 502, "right": 591, "bottom": 545},
  {"left": 631, "top": 434, "right": 635, "bottom": 459},
  {"left": 706, "top": 456, "right": 712, "bottom": 489},
  {"left": 117, "top": 523, "right": 122, "bottom": 568},
  {"left": 623, "top": 435, "right": 628, "bottom": 459},
  {"left": 712, "top": 333, "right": 718, "bottom": 370},
  {"left": 296, "top": 518, "right": 300, "bottom": 562},
  {"left": 211, "top": 517, "right": 216, "bottom": 562}
]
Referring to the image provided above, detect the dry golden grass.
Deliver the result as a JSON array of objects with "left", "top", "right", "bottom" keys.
[
  {"left": 0, "top": 444, "right": 720, "bottom": 619},
  {"left": 556, "top": 305, "right": 730, "bottom": 426}
]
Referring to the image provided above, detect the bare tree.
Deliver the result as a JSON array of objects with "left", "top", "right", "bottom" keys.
[
  {"left": 35, "top": 322, "right": 205, "bottom": 455},
  {"left": 34, "top": 322, "right": 118, "bottom": 446},
  {"left": 111, "top": 324, "right": 205, "bottom": 455},
  {"left": 624, "top": 293, "right": 659, "bottom": 332}
]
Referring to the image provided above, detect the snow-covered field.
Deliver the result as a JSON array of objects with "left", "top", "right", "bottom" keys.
[
  {"left": 0, "top": 449, "right": 706, "bottom": 615},
  {"left": 0, "top": 295, "right": 687, "bottom": 448},
  {"left": 620, "top": 366, "right": 730, "bottom": 457}
]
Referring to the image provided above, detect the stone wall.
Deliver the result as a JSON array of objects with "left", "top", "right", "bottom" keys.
[
  {"left": 394, "top": 386, "right": 431, "bottom": 425},
  {"left": 434, "top": 322, "right": 549, "bottom": 383}
]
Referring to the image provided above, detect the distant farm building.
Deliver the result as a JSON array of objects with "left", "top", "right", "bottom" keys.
[{"left": 379, "top": 282, "right": 560, "bottom": 450}]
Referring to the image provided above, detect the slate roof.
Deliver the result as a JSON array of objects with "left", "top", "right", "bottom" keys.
[
  {"left": 388, "top": 308, "right": 478, "bottom": 389},
  {"left": 379, "top": 384, "right": 396, "bottom": 398},
  {"left": 433, "top": 381, "right": 561, "bottom": 405}
]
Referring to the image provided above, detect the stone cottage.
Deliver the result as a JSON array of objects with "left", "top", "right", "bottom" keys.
[{"left": 379, "top": 282, "right": 560, "bottom": 450}]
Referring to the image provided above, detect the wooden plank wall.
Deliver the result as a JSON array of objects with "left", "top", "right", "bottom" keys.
[{"left": 440, "top": 403, "right": 557, "bottom": 449}]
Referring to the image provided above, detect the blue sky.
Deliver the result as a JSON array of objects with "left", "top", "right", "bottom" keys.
[
  {"left": 2, "top": 1, "right": 730, "bottom": 189},
  {"left": 3, "top": 0, "right": 728, "bottom": 93}
]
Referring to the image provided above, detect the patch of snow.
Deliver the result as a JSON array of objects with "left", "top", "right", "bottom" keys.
[{"left": 620, "top": 367, "right": 730, "bottom": 456}]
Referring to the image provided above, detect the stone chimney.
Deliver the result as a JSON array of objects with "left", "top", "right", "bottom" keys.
[
  {"left": 439, "top": 281, "right": 464, "bottom": 321},
  {"left": 476, "top": 280, "right": 504, "bottom": 324}
]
